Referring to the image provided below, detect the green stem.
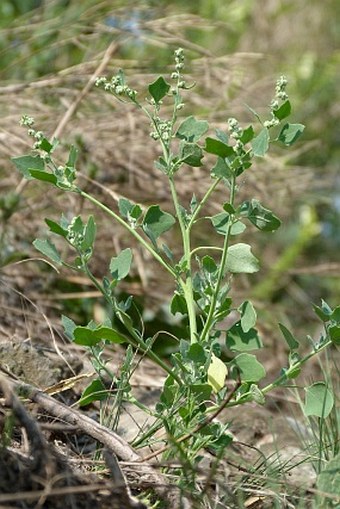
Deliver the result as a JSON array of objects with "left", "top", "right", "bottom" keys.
[
  {"left": 80, "top": 256, "right": 182, "bottom": 384},
  {"left": 187, "top": 177, "right": 222, "bottom": 230},
  {"left": 168, "top": 176, "right": 198, "bottom": 343},
  {"left": 261, "top": 338, "right": 333, "bottom": 396},
  {"left": 77, "top": 189, "right": 178, "bottom": 281},
  {"left": 200, "top": 174, "right": 237, "bottom": 343}
]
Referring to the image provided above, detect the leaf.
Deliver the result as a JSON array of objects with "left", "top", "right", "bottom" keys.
[
  {"left": 226, "top": 321, "right": 263, "bottom": 352},
  {"left": 250, "top": 384, "right": 266, "bottom": 405},
  {"left": 278, "top": 123, "right": 305, "bottom": 145},
  {"left": 148, "top": 76, "right": 170, "bottom": 103},
  {"left": 110, "top": 248, "right": 132, "bottom": 281},
  {"left": 29, "top": 169, "right": 58, "bottom": 185},
  {"left": 187, "top": 343, "right": 206, "bottom": 363},
  {"left": 205, "top": 138, "right": 234, "bottom": 158},
  {"left": 73, "top": 325, "right": 126, "bottom": 346},
  {"left": 252, "top": 128, "right": 270, "bottom": 157},
  {"left": 208, "top": 355, "right": 228, "bottom": 393},
  {"left": 202, "top": 255, "right": 218, "bottom": 274},
  {"left": 33, "top": 238, "right": 62, "bottom": 265},
  {"left": 331, "top": 306, "right": 340, "bottom": 323},
  {"left": 239, "top": 301, "right": 257, "bottom": 333},
  {"left": 278, "top": 323, "right": 299, "bottom": 350},
  {"left": 273, "top": 100, "right": 291, "bottom": 120},
  {"left": 12, "top": 154, "right": 45, "bottom": 179},
  {"left": 303, "top": 382, "right": 334, "bottom": 418},
  {"left": 211, "top": 212, "right": 230, "bottom": 235},
  {"left": 230, "top": 221, "right": 246, "bottom": 235},
  {"left": 61, "top": 315, "right": 77, "bottom": 340},
  {"left": 79, "top": 379, "right": 108, "bottom": 407},
  {"left": 211, "top": 157, "right": 233, "bottom": 180},
  {"left": 45, "top": 218, "right": 68, "bottom": 238},
  {"left": 230, "top": 353, "right": 266, "bottom": 382},
  {"left": 239, "top": 125, "right": 255, "bottom": 144},
  {"left": 240, "top": 199, "right": 281, "bottom": 232},
  {"left": 329, "top": 324, "right": 340, "bottom": 345},
  {"left": 225, "top": 243, "right": 260, "bottom": 274},
  {"left": 176, "top": 116, "right": 209, "bottom": 143},
  {"left": 179, "top": 142, "right": 204, "bottom": 167},
  {"left": 142, "top": 205, "right": 176, "bottom": 241},
  {"left": 81, "top": 215, "right": 96, "bottom": 251},
  {"left": 313, "top": 300, "right": 333, "bottom": 322},
  {"left": 190, "top": 383, "right": 212, "bottom": 402},
  {"left": 170, "top": 293, "right": 188, "bottom": 316},
  {"left": 118, "top": 198, "right": 133, "bottom": 218}
]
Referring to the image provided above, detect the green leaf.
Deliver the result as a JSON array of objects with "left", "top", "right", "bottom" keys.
[
  {"left": 79, "top": 379, "right": 108, "bottom": 407},
  {"left": 142, "top": 205, "right": 176, "bottom": 241},
  {"left": 170, "top": 293, "right": 188, "bottom": 316},
  {"left": 303, "top": 382, "right": 334, "bottom": 418},
  {"left": 118, "top": 198, "right": 133, "bottom": 218},
  {"left": 278, "top": 323, "right": 299, "bottom": 350},
  {"left": 176, "top": 116, "right": 209, "bottom": 143},
  {"left": 313, "top": 300, "right": 333, "bottom": 322},
  {"left": 208, "top": 354, "right": 228, "bottom": 393},
  {"left": 226, "top": 321, "right": 263, "bottom": 352},
  {"left": 202, "top": 255, "right": 218, "bottom": 274},
  {"left": 230, "top": 353, "right": 266, "bottom": 382},
  {"left": 45, "top": 218, "right": 68, "bottom": 238},
  {"left": 230, "top": 221, "right": 246, "bottom": 235},
  {"left": 110, "top": 248, "right": 132, "bottom": 281},
  {"left": 187, "top": 343, "right": 206, "bottom": 363},
  {"left": 239, "top": 125, "right": 255, "bottom": 144},
  {"left": 179, "top": 142, "right": 204, "bottom": 167},
  {"left": 190, "top": 383, "right": 212, "bottom": 402},
  {"left": 211, "top": 212, "right": 230, "bottom": 235},
  {"left": 148, "top": 76, "right": 170, "bottom": 103},
  {"left": 73, "top": 325, "right": 126, "bottom": 346},
  {"left": 239, "top": 300, "right": 257, "bottom": 333},
  {"left": 331, "top": 306, "right": 340, "bottom": 323},
  {"left": 29, "top": 169, "right": 58, "bottom": 185},
  {"left": 240, "top": 199, "right": 281, "bottom": 231},
  {"left": 12, "top": 154, "right": 45, "bottom": 179},
  {"left": 225, "top": 243, "right": 259, "bottom": 274},
  {"left": 250, "top": 384, "right": 265, "bottom": 405},
  {"left": 329, "top": 324, "right": 340, "bottom": 345},
  {"left": 205, "top": 138, "right": 234, "bottom": 158},
  {"left": 278, "top": 123, "right": 305, "bottom": 145},
  {"left": 273, "top": 100, "right": 291, "bottom": 120},
  {"left": 211, "top": 157, "right": 233, "bottom": 180},
  {"left": 33, "top": 238, "right": 62, "bottom": 265},
  {"left": 81, "top": 215, "right": 96, "bottom": 251},
  {"left": 39, "top": 137, "right": 53, "bottom": 153},
  {"left": 61, "top": 315, "right": 77, "bottom": 340},
  {"left": 252, "top": 128, "right": 270, "bottom": 157}
]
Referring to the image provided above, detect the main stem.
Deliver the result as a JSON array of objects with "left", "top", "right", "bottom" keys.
[
  {"left": 200, "top": 173, "right": 237, "bottom": 343},
  {"left": 168, "top": 176, "right": 198, "bottom": 344}
]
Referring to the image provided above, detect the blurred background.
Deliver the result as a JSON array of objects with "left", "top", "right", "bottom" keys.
[{"left": 0, "top": 0, "right": 339, "bottom": 362}]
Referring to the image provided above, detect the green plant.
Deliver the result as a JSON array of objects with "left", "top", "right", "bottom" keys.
[{"left": 12, "top": 49, "right": 340, "bottom": 504}]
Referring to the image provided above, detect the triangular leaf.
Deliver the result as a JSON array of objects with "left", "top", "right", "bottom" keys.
[
  {"left": 12, "top": 154, "right": 45, "bottom": 179},
  {"left": 239, "top": 300, "right": 257, "bottom": 333},
  {"left": 110, "top": 248, "right": 132, "bottom": 281},
  {"left": 33, "top": 238, "right": 62, "bottom": 265},
  {"left": 278, "top": 323, "right": 299, "bottom": 350},
  {"left": 240, "top": 199, "right": 281, "bottom": 231},
  {"left": 176, "top": 116, "right": 209, "bottom": 143},
  {"left": 278, "top": 123, "right": 305, "bottom": 145},
  {"left": 142, "top": 205, "right": 176, "bottom": 241},
  {"left": 230, "top": 353, "right": 266, "bottom": 382},
  {"left": 252, "top": 128, "right": 270, "bottom": 157},
  {"left": 226, "top": 321, "right": 263, "bottom": 352},
  {"left": 148, "top": 76, "right": 170, "bottom": 103},
  {"left": 225, "top": 243, "right": 259, "bottom": 274},
  {"left": 273, "top": 100, "right": 291, "bottom": 120},
  {"left": 205, "top": 138, "right": 234, "bottom": 158}
]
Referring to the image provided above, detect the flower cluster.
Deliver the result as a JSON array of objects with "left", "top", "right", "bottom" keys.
[
  {"left": 170, "top": 47, "right": 187, "bottom": 93},
  {"left": 95, "top": 75, "right": 137, "bottom": 101},
  {"left": 150, "top": 117, "right": 172, "bottom": 141},
  {"left": 20, "top": 115, "right": 46, "bottom": 150},
  {"left": 264, "top": 75, "right": 289, "bottom": 128}
]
